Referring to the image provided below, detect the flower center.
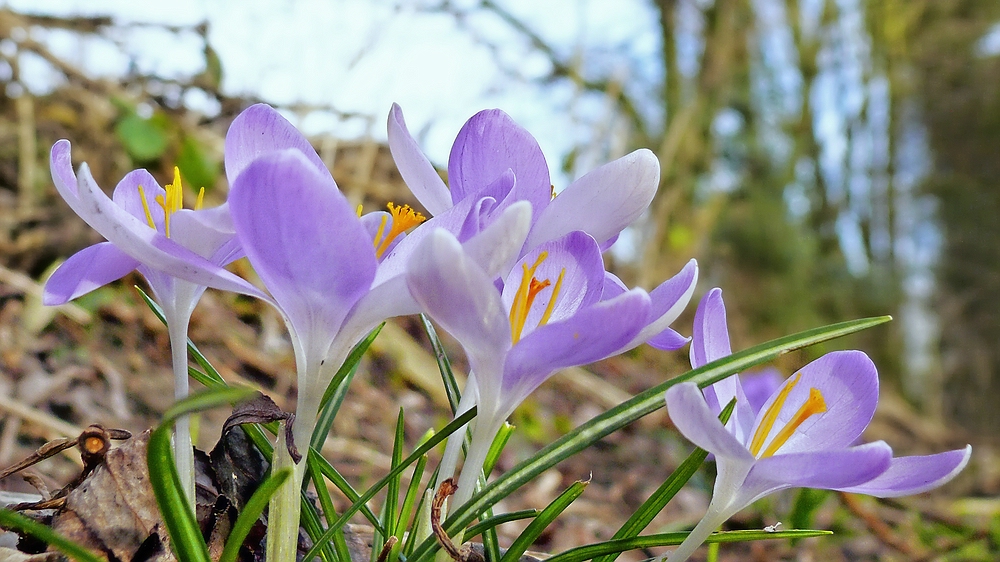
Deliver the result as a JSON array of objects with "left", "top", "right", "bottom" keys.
[
  {"left": 508, "top": 252, "right": 565, "bottom": 345},
  {"left": 372, "top": 202, "right": 426, "bottom": 259},
  {"left": 137, "top": 167, "right": 204, "bottom": 238},
  {"left": 748, "top": 372, "right": 827, "bottom": 458}
]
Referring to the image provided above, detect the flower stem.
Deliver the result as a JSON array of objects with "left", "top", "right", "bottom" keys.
[
  {"left": 665, "top": 507, "right": 730, "bottom": 562},
  {"left": 167, "top": 314, "right": 195, "bottom": 506},
  {"left": 265, "top": 423, "right": 306, "bottom": 562}
]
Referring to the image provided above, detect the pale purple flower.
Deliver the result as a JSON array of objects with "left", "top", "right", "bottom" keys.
[
  {"left": 407, "top": 228, "right": 697, "bottom": 506},
  {"left": 663, "top": 289, "right": 972, "bottom": 561},
  {"left": 388, "top": 104, "right": 661, "bottom": 255}
]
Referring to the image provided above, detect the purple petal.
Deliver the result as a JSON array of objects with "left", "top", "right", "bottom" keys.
[
  {"left": 740, "top": 441, "right": 893, "bottom": 505},
  {"left": 43, "top": 242, "right": 139, "bottom": 305},
  {"left": 50, "top": 140, "right": 79, "bottom": 203},
  {"left": 740, "top": 369, "right": 784, "bottom": 415},
  {"left": 387, "top": 104, "right": 452, "bottom": 215},
  {"left": 225, "top": 103, "right": 330, "bottom": 183},
  {"left": 665, "top": 382, "right": 756, "bottom": 462},
  {"left": 230, "top": 150, "right": 377, "bottom": 344},
  {"left": 500, "top": 231, "right": 605, "bottom": 334},
  {"left": 621, "top": 259, "right": 698, "bottom": 351},
  {"left": 171, "top": 209, "right": 240, "bottom": 263},
  {"left": 838, "top": 445, "right": 972, "bottom": 497},
  {"left": 448, "top": 109, "right": 550, "bottom": 216},
  {"left": 502, "top": 290, "right": 650, "bottom": 411},
  {"left": 524, "top": 148, "right": 659, "bottom": 249},
  {"left": 750, "top": 350, "right": 879, "bottom": 455},
  {"left": 690, "top": 288, "right": 732, "bottom": 369},
  {"left": 74, "top": 164, "right": 266, "bottom": 299},
  {"left": 646, "top": 328, "right": 689, "bottom": 351},
  {"left": 111, "top": 169, "right": 165, "bottom": 228},
  {"left": 601, "top": 271, "right": 627, "bottom": 300},
  {"left": 459, "top": 200, "right": 532, "bottom": 278},
  {"left": 406, "top": 229, "right": 511, "bottom": 400}
]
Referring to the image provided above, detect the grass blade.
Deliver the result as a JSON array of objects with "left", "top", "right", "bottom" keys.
[
  {"left": 219, "top": 468, "right": 291, "bottom": 562},
  {"left": 499, "top": 480, "right": 589, "bottom": 562},
  {"left": 464, "top": 509, "right": 538, "bottom": 540},
  {"left": 301, "top": 407, "right": 478, "bottom": 561},
  {"left": 420, "top": 314, "right": 461, "bottom": 412},
  {"left": 0, "top": 509, "right": 103, "bottom": 562},
  {"left": 407, "top": 316, "right": 890, "bottom": 562},
  {"left": 542, "top": 530, "right": 834, "bottom": 562}
]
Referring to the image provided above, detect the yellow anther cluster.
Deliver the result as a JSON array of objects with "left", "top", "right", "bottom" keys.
[
  {"left": 372, "top": 202, "right": 426, "bottom": 258},
  {"left": 748, "top": 373, "right": 828, "bottom": 458},
  {"left": 136, "top": 167, "right": 204, "bottom": 238},
  {"left": 508, "top": 252, "right": 565, "bottom": 345}
]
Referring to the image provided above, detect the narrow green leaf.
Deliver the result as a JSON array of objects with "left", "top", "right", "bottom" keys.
[
  {"left": 219, "top": 469, "right": 291, "bottom": 562},
  {"left": 594, "top": 400, "right": 736, "bottom": 562},
  {"left": 306, "top": 458, "right": 353, "bottom": 562},
  {"left": 309, "top": 447, "right": 383, "bottom": 532},
  {"left": 464, "top": 509, "right": 539, "bottom": 540},
  {"left": 408, "top": 316, "right": 889, "bottom": 562},
  {"left": 542, "top": 530, "right": 833, "bottom": 562},
  {"left": 500, "top": 480, "right": 589, "bottom": 562},
  {"left": 301, "top": 407, "right": 478, "bottom": 561},
  {"left": 395, "top": 454, "right": 428, "bottom": 538},
  {"left": 0, "top": 509, "right": 103, "bottom": 562},
  {"left": 148, "top": 419, "right": 211, "bottom": 562},
  {"left": 420, "top": 314, "right": 461, "bottom": 412},
  {"left": 483, "top": 422, "right": 514, "bottom": 477},
  {"left": 384, "top": 409, "right": 406, "bottom": 541},
  {"left": 311, "top": 324, "right": 384, "bottom": 451}
]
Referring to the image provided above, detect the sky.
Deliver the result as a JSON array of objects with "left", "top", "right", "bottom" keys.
[{"left": 4, "top": 0, "right": 660, "bottom": 186}]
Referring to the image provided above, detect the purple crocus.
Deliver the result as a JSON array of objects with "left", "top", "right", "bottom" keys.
[
  {"left": 663, "top": 289, "right": 972, "bottom": 561},
  {"left": 388, "top": 104, "right": 660, "bottom": 257},
  {"left": 407, "top": 228, "right": 698, "bottom": 507},
  {"left": 222, "top": 105, "right": 534, "bottom": 558},
  {"left": 44, "top": 141, "right": 267, "bottom": 504}
]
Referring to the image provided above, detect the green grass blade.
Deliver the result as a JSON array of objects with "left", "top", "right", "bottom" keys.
[
  {"left": 219, "top": 468, "right": 291, "bottom": 562},
  {"left": 464, "top": 509, "right": 538, "bottom": 540},
  {"left": 309, "top": 447, "right": 383, "bottom": 532},
  {"left": 499, "top": 480, "right": 588, "bottom": 562},
  {"left": 420, "top": 314, "right": 461, "bottom": 412},
  {"left": 407, "top": 316, "right": 890, "bottom": 562},
  {"left": 543, "top": 530, "right": 834, "bottom": 562},
  {"left": 307, "top": 456, "right": 354, "bottom": 562},
  {"left": 395, "top": 454, "right": 428, "bottom": 538},
  {"left": 311, "top": 324, "right": 384, "bottom": 451},
  {"left": 301, "top": 407, "right": 477, "bottom": 561},
  {"left": 483, "top": 422, "right": 514, "bottom": 477},
  {"left": 593, "top": 401, "right": 736, "bottom": 562},
  {"left": 0, "top": 509, "right": 103, "bottom": 562},
  {"left": 384, "top": 409, "right": 406, "bottom": 541}
]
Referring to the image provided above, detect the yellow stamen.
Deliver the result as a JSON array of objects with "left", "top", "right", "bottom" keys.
[
  {"left": 374, "top": 202, "right": 426, "bottom": 258},
  {"left": 509, "top": 252, "right": 558, "bottom": 344},
  {"left": 537, "top": 268, "right": 565, "bottom": 326},
  {"left": 759, "top": 388, "right": 827, "bottom": 458},
  {"left": 372, "top": 215, "right": 389, "bottom": 252},
  {"left": 195, "top": 187, "right": 205, "bottom": 211},
  {"left": 137, "top": 185, "right": 156, "bottom": 229},
  {"left": 748, "top": 373, "right": 801, "bottom": 457},
  {"left": 356, "top": 204, "right": 364, "bottom": 218}
]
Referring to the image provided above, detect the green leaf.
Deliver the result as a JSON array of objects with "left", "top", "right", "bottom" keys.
[
  {"left": 500, "top": 480, "right": 588, "bottom": 562},
  {"left": 407, "top": 316, "right": 890, "bottom": 562},
  {"left": 464, "top": 509, "right": 538, "bottom": 540},
  {"left": 542, "top": 530, "right": 834, "bottom": 562},
  {"left": 0, "top": 509, "right": 103, "bottom": 562},
  {"left": 301, "top": 407, "right": 478, "bottom": 561},
  {"left": 593, "top": 400, "right": 736, "bottom": 562},
  {"left": 219, "top": 468, "right": 291, "bottom": 562},
  {"left": 306, "top": 458, "right": 353, "bottom": 562},
  {"left": 115, "top": 111, "right": 170, "bottom": 162},
  {"left": 308, "top": 447, "right": 383, "bottom": 531},
  {"left": 420, "top": 314, "right": 462, "bottom": 413}
]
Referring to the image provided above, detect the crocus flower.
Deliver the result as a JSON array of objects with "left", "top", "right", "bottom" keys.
[
  {"left": 222, "top": 105, "right": 534, "bottom": 559},
  {"left": 663, "top": 289, "right": 972, "bottom": 561},
  {"left": 388, "top": 104, "right": 660, "bottom": 257},
  {"left": 44, "top": 141, "right": 266, "bottom": 504},
  {"left": 407, "top": 228, "right": 698, "bottom": 507}
]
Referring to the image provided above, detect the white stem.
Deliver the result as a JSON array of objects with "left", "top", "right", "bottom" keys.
[
  {"left": 166, "top": 314, "right": 195, "bottom": 506},
  {"left": 266, "top": 423, "right": 307, "bottom": 562},
  {"left": 436, "top": 389, "right": 478, "bottom": 489},
  {"left": 451, "top": 416, "right": 500, "bottom": 512},
  {"left": 665, "top": 505, "right": 732, "bottom": 562}
]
